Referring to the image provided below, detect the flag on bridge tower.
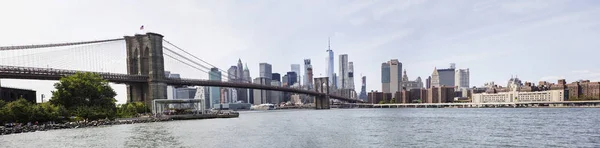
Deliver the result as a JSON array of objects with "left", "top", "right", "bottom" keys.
[{"left": 140, "top": 25, "right": 144, "bottom": 30}]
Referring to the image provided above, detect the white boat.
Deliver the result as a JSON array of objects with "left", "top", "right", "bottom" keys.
[{"left": 251, "top": 104, "right": 276, "bottom": 110}]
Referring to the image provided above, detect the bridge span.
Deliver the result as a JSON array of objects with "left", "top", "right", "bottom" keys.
[{"left": 0, "top": 32, "right": 365, "bottom": 109}]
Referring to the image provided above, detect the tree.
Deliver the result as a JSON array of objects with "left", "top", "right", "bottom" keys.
[
  {"left": 4, "top": 98, "right": 33, "bottom": 123},
  {"left": 0, "top": 100, "right": 7, "bottom": 123},
  {"left": 412, "top": 99, "right": 422, "bottom": 103},
  {"left": 0, "top": 100, "right": 6, "bottom": 108},
  {"left": 116, "top": 102, "right": 150, "bottom": 118},
  {"left": 49, "top": 72, "right": 117, "bottom": 119},
  {"left": 390, "top": 98, "right": 396, "bottom": 104},
  {"left": 31, "top": 103, "right": 62, "bottom": 122},
  {"left": 132, "top": 102, "right": 149, "bottom": 113}
]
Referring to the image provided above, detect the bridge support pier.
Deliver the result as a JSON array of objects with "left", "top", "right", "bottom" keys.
[
  {"left": 315, "top": 95, "right": 330, "bottom": 109},
  {"left": 124, "top": 33, "right": 168, "bottom": 108},
  {"left": 313, "top": 77, "right": 330, "bottom": 110}
]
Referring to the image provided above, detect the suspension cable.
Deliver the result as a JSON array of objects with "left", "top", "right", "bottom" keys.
[
  {"left": 162, "top": 39, "right": 229, "bottom": 74},
  {"left": 163, "top": 52, "right": 228, "bottom": 81},
  {"left": 0, "top": 38, "right": 124, "bottom": 51}
]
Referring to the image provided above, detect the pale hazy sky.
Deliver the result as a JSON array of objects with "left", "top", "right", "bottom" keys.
[{"left": 1, "top": 0, "right": 599, "bottom": 104}]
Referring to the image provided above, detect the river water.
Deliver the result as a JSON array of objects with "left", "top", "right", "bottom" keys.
[{"left": 1, "top": 108, "right": 600, "bottom": 148}]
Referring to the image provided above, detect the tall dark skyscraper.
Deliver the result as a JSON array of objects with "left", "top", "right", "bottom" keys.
[
  {"left": 286, "top": 71, "right": 298, "bottom": 86},
  {"left": 426, "top": 76, "right": 431, "bottom": 88},
  {"left": 272, "top": 73, "right": 281, "bottom": 82},
  {"left": 359, "top": 76, "right": 367, "bottom": 101}
]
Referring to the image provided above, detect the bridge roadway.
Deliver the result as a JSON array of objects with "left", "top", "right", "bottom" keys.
[
  {"left": 0, "top": 65, "right": 147, "bottom": 83},
  {"left": 0, "top": 65, "right": 364, "bottom": 103}
]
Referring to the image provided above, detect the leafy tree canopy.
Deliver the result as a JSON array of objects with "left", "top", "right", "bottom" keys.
[{"left": 50, "top": 72, "right": 117, "bottom": 110}]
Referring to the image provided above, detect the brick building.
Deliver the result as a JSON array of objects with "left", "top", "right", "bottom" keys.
[
  {"left": 368, "top": 91, "right": 392, "bottom": 104},
  {"left": 409, "top": 88, "right": 428, "bottom": 103},
  {"left": 426, "top": 86, "right": 455, "bottom": 103}
]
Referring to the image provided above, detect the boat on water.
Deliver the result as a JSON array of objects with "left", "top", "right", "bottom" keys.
[{"left": 251, "top": 104, "right": 277, "bottom": 110}]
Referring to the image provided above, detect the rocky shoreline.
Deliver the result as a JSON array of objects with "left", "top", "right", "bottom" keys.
[{"left": 0, "top": 117, "right": 172, "bottom": 136}]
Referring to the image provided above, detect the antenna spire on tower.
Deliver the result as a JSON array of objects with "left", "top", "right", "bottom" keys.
[{"left": 328, "top": 37, "right": 331, "bottom": 51}]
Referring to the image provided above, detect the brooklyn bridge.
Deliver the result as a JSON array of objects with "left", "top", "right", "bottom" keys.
[{"left": 0, "top": 32, "right": 365, "bottom": 109}]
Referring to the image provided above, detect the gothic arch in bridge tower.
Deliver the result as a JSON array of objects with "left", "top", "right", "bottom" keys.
[
  {"left": 131, "top": 48, "right": 139, "bottom": 75},
  {"left": 141, "top": 46, "right": 150, "bottom": 75}
]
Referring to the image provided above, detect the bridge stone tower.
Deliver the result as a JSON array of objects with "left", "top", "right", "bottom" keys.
[
  {"left": 124, "top": 33, "right": 168, "bottom": 107},
  {"left": 314, "top": 77, "right": 330, "bottom": 109}
]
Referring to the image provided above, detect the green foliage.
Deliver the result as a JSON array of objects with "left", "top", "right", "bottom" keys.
[
  {"left": 49, "top": 72, "right": 117, "bottom": 119},
  {"left": 0, "top": 100, "right": 7, "bottom": 123},
  {"left": 0, "top": 98, "right": 67, "bottom": 124},
  {"left": 389, "top": 98, "right": 396, "bottom": 104},
  {"left": 0, "top": 100, "right": 6, "bottom": 108},
  {"left": 0, "top": 72, "right": 121, "bottom": 123},
  {"left": 116, "top": 102, "right": 149, "bottom": 118},
  {"left": 412, "top": 99, "right": 422, "bottom": 103},
  {"left": 378, "top": 100, "right": 387, "bottom": 104},
  {"left": 4, "top": 99, "right": 33, "bottom": 123}
]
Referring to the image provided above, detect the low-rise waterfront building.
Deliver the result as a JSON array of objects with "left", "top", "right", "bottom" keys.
[
  {"left": 0, "top": 87, "right": 36, "bottom": 103},
  {"left": 367, "top": 91, "right": 392, "bottom": 104},
  {"left": 472, "top": 89, "right": 565, "bottom": 103},
  {"left": 426, "top": 86, "right": 455, "bottom": 103}
]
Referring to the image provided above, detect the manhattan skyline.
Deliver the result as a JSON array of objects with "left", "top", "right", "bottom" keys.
[{"left": 1, "top": 0, "right": 600, "bottom": 104}]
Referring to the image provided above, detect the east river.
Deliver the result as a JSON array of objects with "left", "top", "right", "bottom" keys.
[{"left": 1, "top": 108, "right": 600, "bottom": 148}]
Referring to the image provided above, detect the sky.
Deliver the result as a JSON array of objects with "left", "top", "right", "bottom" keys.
[{"left": 1, "top": 0, "right": 600, "bottom": 104}]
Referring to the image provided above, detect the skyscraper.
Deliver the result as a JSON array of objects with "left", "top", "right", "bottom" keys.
[
  {"left": 426, "top": 76, "right": 432, "bottom": 88},
  {"left": 325, "top": 38, "right": 334, "bottom": 87},
  {"left": 164, "top": 71, "right": 180, "bottom": 100},
  {"left": 209, "top": 68, "right": 222, "bottom": 108},
  {"left": 348, "top": 61, "right": 355, "bottom": 89},
  {"left": 272, "top": 73, "right": 281, "bottom": 82},
  {"left": 237, "top": 59, "right": 244, "bottom": 82},
  {"left": 243, "top": 63, "right": 252, "bottom": 103},
  {"left": 253, "top": 77, "right": 270, "bottom": 105},
  {"left": 227, "top": 66, "right": 238, "bottom": 81},
  {"left": 332, "top": 73, "right": 338, "bottom": 89},
  {"left": 243, "top": 63, "right": 251, "bottom": 83},
  {"left": 259, "top": 63, "right": 272, "bottom": 78},
  {"left": 282, "top": 74, "right": 289, "bottom": 86},
  {"left": 455, "top": 68, "right": 470, "bottom": 89},
  {"left": 381, "top": 59, "right": 402, "bottom": 97},
  {"left": 235, "top": 60, "right": 246, "bottom": 103},
  {"left": 338, "top": 54, "right": 348, "bottom": 89},
  {"left": 226, "top": 65, "right": 243, "bottom": 103},
  {"left": 431, "top": 63, "right": 456, "bottom": 87},
  {"left": 286, "top": 71, "right": 298, "bottom": 86},
  {"left": 359, "top": 76, "right": 367, "bottom": 101},
  {"left": 304, "top": 59, "right": 313, "bottom": 90},
  {"left": 203, "top": 87, "right": 210, "bottom": 109},
  {"left": 291, "top": 64, "right": 301, "bottom": 86},
  {"left": 381, "top": 63, "right": 390, "bottom": 93},
  {"left": 270, "top": 80, "right": 282, "bottom": 104}
]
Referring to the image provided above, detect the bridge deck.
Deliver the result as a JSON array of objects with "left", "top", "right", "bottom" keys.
[{"left": 0, "top": 65, "right": 365, "bottom": 103}]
